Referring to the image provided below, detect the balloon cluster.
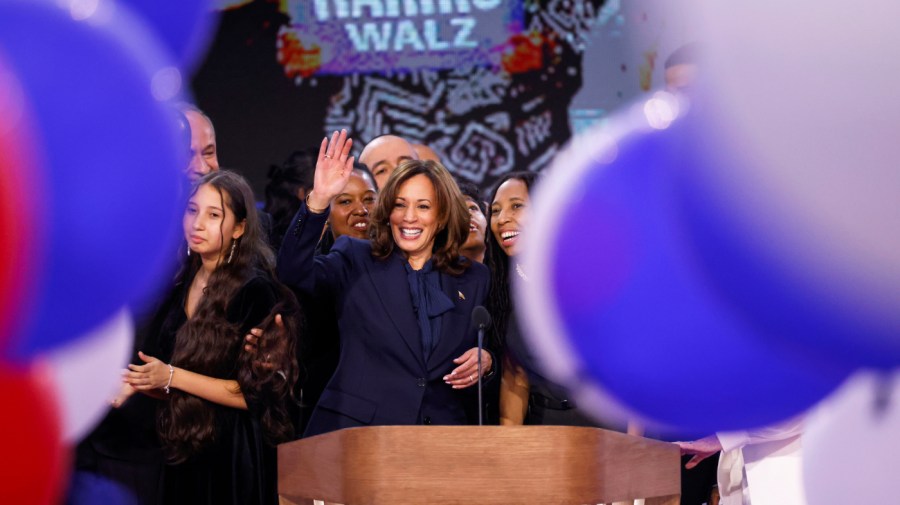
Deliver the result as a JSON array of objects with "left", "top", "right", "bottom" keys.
[
  {"left": 0, "top": 1, "right": 217, "bottom": 503},
  {"left": 517, "top": 0, "right": 900, "bottom": 439}
]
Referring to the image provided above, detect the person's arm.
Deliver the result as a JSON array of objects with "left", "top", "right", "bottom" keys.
[
  {"left": 444, "top": 263, "right": 495, "bottom": 390},
  {"left": 716, "top": 415, "right": 805, "bottom": 453},
  {"left": 124, "top": 351, "right": 247, "bottom": 410},
  {"left": 444, "top": 347, "right": 494, "bottom": 389},
  {"left": 276, "top": 198, "right": 332, "bottom": 293},
  {"left": 675, "top": 415, "right": 806, "bottom": 469},
  {"left": 499, "top": 357, "right": 529, "bottom": 425},
  {"left": 277, "top": 130, "right": 356, "bottom": 296},
  {"left": 169, "top": 364, "right": 246, "bottom": 410},
  {"left": 110, "top": 381, "right": 137, "bottom": 408},
  {"left": 675, "top": 434, "right": 722, "bottom": 469}
]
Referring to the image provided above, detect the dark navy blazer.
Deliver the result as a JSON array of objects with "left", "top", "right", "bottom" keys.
[{"left": 278, "top": 202, "right": 490, "bottom": 437}]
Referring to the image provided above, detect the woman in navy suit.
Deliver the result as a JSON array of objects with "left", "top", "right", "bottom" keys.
[{"left": 278, "top": 130, "right": 492, "bottom": 437}]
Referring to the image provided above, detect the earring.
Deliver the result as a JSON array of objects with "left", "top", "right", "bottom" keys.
[
  {"left": 186, "top": 244, "right": 191, "bottom": 256},
  {"left": 227, "top": 240, "right": 237, "bottom": 263}
]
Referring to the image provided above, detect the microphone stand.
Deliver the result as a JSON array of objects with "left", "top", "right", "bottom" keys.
[{"left": 477, "top": 323, "right": 484, "bottom": 426}]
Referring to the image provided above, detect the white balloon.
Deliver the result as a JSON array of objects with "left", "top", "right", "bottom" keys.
[
  {"left": 802, "top": 370, "right": 900, "bottom": 503},
  {"left": 44, "top": 309, "right": 134, "bottom": 442},
  {"left": 693, "top": 0, "right": 900, "bottom": 346}
]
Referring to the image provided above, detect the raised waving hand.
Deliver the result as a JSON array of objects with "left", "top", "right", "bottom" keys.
[{"left": 306, "top": 129, "right": 355, "bottom": 212}]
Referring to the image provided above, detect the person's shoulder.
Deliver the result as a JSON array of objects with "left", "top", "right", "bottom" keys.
[
  {"left": 460, "top": 258, "right": 489, "bottom": 281},
  {"left": 332, "top": 236, "right": 373, "bottom": 257},
  {"left": 469, "top": 259, "right": 489, "bottom": 277},
  {"left": 240, "top": 269, "right": 278, "bottom": 296}
]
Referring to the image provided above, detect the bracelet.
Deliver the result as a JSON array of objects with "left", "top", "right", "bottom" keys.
[
  {"left": 305, "top": 192, "right": 329, "bottom": 214},
  {"left": 164, "top": 364, "right": 174, "bottom": 394}
]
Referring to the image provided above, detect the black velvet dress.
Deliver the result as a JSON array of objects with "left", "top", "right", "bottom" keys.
[{"left": 144, "top": 270, "right": 281, "bottom": 505}]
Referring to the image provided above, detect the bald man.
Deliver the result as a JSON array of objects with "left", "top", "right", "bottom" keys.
[
  {"left": 183, "top": 106, "right": 220, "bottom": 182},
  {"left": 664, "top": 43, "right": 700, "bottom": 94},
  {"left": 358, "top": 134, "right": 418, "bottom": 188},
  {"left": 412, "top": 143, "right": 441, "bottom": 164}
]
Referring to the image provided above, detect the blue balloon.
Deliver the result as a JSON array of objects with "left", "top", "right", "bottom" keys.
[
  {"left": 66, "top": 471, "right": 138, "bottom": 505},
  {"left": 0, "top": 1, "right": 185, "bottom": 359},
  {"left": 120, "top": 0, "right": 219, "bottom": 70},
  {"left": 518, "top": 103, "right": 852, "bottom": 434}
]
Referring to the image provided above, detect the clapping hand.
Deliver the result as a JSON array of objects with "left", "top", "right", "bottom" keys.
[
  {"left": 124, "top": 351, "right": 170, "bottom": 391},
  {"left": 110, "top": 381, "right": 137, "bottom": 408}
]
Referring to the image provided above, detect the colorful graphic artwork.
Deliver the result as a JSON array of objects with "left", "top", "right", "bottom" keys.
[
  {"left": 203, "top": 0, "right": 693, "bottom": 194},
  {"left": 277, "top": 0, "right": 612, "bottom": 187}
]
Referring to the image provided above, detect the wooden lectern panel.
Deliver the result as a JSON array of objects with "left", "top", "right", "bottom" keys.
[{"left": 279, "top": 426, "right": 679, "bottom": 505}]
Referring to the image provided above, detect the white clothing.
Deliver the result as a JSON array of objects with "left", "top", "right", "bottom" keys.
[{"left": 716, "top": 416, "right": 807, "bottom": 505}]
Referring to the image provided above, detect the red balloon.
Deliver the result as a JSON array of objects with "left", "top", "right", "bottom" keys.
[
  {"left": 0, "top": 56, "right": 44, "bottom": 354},
  {"left": 0, "top": 363, "right": 67, "bottom": 505}
]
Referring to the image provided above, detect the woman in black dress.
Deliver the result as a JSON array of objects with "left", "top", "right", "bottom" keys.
[{"left": 124, "top": 170, "right": 298, "bottom": 505}]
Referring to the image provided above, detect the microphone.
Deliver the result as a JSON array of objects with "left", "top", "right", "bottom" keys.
[
  {"left": 471, "top": 306, "right": 491, "bottom": 425},
  {"left": 472, "top": 306, "right": 491, "bottom": 330}
]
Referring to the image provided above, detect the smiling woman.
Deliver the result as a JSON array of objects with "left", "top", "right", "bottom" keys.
[
  {"left": 369, "top": 159, "right": 471, "bottom": 273},
  {"left": 327, "top": 166, "right": 377, "bottom": 240},
  {"left": 487, "top": 171, "right": 602, "bottom": 428},
  {"left": 278, "top": 130, "right": 493, "bottom": 437}
]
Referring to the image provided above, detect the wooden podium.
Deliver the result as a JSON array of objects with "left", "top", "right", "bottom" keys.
[{"left": 278, "top": 426, "right": 680, "bottom": 505}]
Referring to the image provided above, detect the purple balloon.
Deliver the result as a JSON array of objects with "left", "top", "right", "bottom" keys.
[
  {"left": 0, "top": 1, "right": 185, "bottom": 359},
  {"left": 676, "top": 125, "right": 900, "bottom": 369},
  {"left": 517, "top": 99, "right": 852, "bottom": 434}
]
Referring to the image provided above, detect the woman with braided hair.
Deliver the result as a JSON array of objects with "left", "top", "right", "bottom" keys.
[{"left": 487, "top": 171, "right": 600, "bottom": 427}]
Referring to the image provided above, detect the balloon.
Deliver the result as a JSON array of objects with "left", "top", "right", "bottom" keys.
[
  {"left": 677, "top": 1, "right": 900, "bottom": 368},
  {"left": 119, "top": 0, "right": 220, "bottom": 70},
  {"left": 44, "top": 309, "right": 134, "bottom": 442},
  {"left": 0, "top": 56, "right": 44, "bottom": 353},
  {"left": 0, "top": 1, "right": 185, "bottom": 359},
  {"left": 0, "top": 363, "right": 67, "bottom": 505},
  {"left": 516, "top": 96, "right": 851, "bottom": 434},
  {"left": 67, "top": 471, "right": 139, "bottom": 505},
  {"left": 803, "top": 370, "right": 900, "bottom": 504}
]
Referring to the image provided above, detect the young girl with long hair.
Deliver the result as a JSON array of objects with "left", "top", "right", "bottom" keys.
[{"left": 124, "top": 170, "right": 298, "bottom": 505}]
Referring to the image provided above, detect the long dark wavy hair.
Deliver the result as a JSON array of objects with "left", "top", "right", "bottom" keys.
[
  {"left": 159, "top": 170, "right": 299, "bottom": 463},
  {"left": 486, "top": 171, "right": 540, "bottom": 351},
  {"left": 369, "top": 160, "right": 470, "bottom": 275}
]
